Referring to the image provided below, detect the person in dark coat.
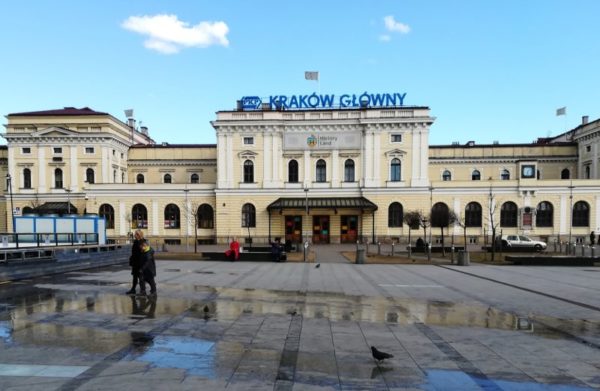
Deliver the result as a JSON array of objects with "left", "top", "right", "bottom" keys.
[
  {"left": 590, "top": 231, "right": 596, "bottom": 246},
  {"left": 126, "top": 230, "right": 144, "bottom": 294},
  {"left": 138, "top": 239, "right": 157, "bottom": 295},
  {"left": 271, "top": 238, "right": 283, "bottom": 262}
]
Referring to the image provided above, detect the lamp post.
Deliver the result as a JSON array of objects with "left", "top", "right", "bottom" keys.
[
  {"left": 429, "top": 186, "right": 434, "bottom": 246},
  {"left": 65, "top": 188, "right": 72, "bottom": 214},
  {"left": 568, "top": 180, "right": 574, "bottom": 249},
  {"left": 6, "top": 174, "right": 14, "bottom": 232},
  {"left": 304, "top": 187, "right": 309, "bottom": 262},
  {"left": 184, "top": 187, "right": 190, "bottom": 252}
]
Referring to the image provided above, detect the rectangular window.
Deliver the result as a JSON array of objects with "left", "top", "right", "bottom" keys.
[
  {"left": 243, "top": 137, "right": 254, "bottom": 145},
  {"left": 586, "top": 145, "right": 592, "bottom": 152},
  {"left": 85, "top": 147, "right": 94, "bottom": 154},
  {"left": 22, "top": 147, "right": 31, "bottom": 154},
  {"left": 53, "top": 147, "right": 62, "bottom": 154},
  {"left": 391, "top": 134, "right": 402, "bottom": 143}
]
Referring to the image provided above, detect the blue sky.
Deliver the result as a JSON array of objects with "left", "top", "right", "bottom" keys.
[{"left": 1, "top": 0, "right": 599, "bottom": 145}]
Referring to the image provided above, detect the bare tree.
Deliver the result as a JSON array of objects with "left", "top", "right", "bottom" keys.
[
  {"left": 454, "top": 209, "right": 470, "bottom": 253},
  {"left": 403, "top": 211, "right": 422, "bottom": 258},
  {"left": 486, "top": 182, "right": 500, "bottom": 262},
  {"left": 183, "top": 201, "right": 202, "bottom": 253},
  {"left": 431, "top": 203, "right": 457, "bottom": 256}
]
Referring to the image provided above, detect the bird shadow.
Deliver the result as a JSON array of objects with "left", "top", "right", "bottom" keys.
[{"left": 371, "top": 365, "right": 393, "bottom": 379}]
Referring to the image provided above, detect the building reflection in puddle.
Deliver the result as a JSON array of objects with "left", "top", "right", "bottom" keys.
[{"left": 127, "top": 335, "right": 216, "bottom": 378}]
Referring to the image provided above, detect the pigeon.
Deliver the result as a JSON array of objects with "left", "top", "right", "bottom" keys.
[
  {"left": 203, "top": 305, "right": 210, "bottom": 314},
  {"left": 371, "top": 346, "right": 393, "bottom": 362},
  {"left": 315, "top": 263, "right": 321, "bottom": 268}
]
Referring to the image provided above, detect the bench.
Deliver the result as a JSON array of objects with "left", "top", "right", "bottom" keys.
[{"left": 201, "top": 249, "right": 287, "bottom": 262}]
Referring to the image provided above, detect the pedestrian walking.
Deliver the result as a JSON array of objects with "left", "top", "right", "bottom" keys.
[
  {"left": 590, "top": 231, "right": 596, "bottom": 246},
  {"left": 271, "top": 238, "right": 283, "bottom": 262},
  {"left": 139, "top": 239, "right": 157, "bottom": 296},
  {"left": 126, "top": 230, "right": 144, "bottom": 295}
]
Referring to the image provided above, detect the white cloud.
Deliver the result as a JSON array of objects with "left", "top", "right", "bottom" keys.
[
  {"left": 122, "top": 14, "right": 229, "bottom": 54},
  {"left": 383, "top": 15, "right": 410, "bottom": 34},
  {"left": 379, "top": 34, "right": 391, "bottom": 42}
]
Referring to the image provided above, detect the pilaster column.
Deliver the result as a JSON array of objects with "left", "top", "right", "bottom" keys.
[
  {"left": 37, "top": 147, "right": 46, "bottom": 192},
  {"left": 119, "top": 201, "right": 127, "bottom": 236},
  {"left": 70, "top": 145, "right": 78, "bottom": 191},
  {"left": 263, "top": 131, "right": 272, "bottom": 187},
  {"left": 304, "top": 150, "right": 311, "bottom": 187},
  {"left": 560, "top": 195, "right": 567, "bottom": 234},
  {"left": 227, "top": 134, "right": 234, "bottom": 188},
  {"left": 373, "top": 132, "right": 381, "bottom": 185},
  {"left": 332, "top": 149, "right": 339, "bottom": 186},
  {"left": 152, "top": 200, "right": 159, "bottom": 236}
]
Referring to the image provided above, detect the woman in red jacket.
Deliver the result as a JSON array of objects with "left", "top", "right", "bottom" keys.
[{"left": 225, "top": 237, "right": 240, "bottom": 261}]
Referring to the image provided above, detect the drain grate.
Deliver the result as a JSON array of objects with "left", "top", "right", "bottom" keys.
[{"left": 194, "top": 271, "right": 215, "bottom": 274}]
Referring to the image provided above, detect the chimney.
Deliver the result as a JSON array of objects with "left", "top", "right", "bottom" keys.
[
  {"left": 140, "top": 126, "right": 148, "bottom": 135},
  {"left": 127, "top": 118, "right": 136, "bottom": 129},
  {"left": 582, "top": 115, "right": 589, "bottom": 125}
]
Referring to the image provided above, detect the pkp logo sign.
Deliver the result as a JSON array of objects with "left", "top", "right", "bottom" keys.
[
  {"left": 241, "top": 96, "right": 262, "bottom": 110},
  {"left": 306, "top": 135, "right": 317, "bottom": 148}
]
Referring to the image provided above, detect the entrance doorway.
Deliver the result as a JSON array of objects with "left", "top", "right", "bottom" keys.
[
  {"left": 340, "top": 215, "right": 358, "bottom": 243},
  {"left": 285, "top": 215, "right": 302, "bottom": 244},
  {"left": 312, "top": 215, "right": 330, "bottom": 244}
]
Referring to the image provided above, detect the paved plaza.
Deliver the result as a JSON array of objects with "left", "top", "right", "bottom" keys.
[{"left": 0, "top": 255, "right": 599, "bottom": 390}]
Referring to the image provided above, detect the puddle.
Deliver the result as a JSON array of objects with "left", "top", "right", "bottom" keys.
[{"left": 127, "top": 335, "right": 216, "bottom": 378}]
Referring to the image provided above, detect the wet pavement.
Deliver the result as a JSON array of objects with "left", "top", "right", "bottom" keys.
[{"left": 0, "top": 261, "right": 599, "bottom": 390}]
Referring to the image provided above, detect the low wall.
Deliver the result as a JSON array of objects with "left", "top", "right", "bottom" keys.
[
  {"left": 506, "top": 255, "right": 598, "bottom": 266},
  {"left": 0, "top": 244, "right": 130, "bottom": 282}
]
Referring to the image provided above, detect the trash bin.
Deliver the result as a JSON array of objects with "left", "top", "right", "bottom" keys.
[
  {"left": 356, "top": 248, "right": 366, "bottom": 264},
  {"left": 457, "top": 251, "right": 470, "bottom": 266}
]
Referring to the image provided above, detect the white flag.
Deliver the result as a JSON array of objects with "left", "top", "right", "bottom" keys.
[
  {"left": 305, "top": 71, "right": 319, "bottom": 81},
  {"left": 556, "top": 107, "right": 566, "bottom": 116}
]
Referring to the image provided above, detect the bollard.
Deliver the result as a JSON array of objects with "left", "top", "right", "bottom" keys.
[
  {"left": 391, "top": 242, "right": 395, "bottom": 256},
  {"left": 553, "top": 240, "right": 557, "bottom": 253},
  {"left": 427, "top": 244, "right": 431, "bottom": 262},
  {"left": 356, "top": 247, "right": 365, "bottom": 264},
  {"left": 377, "top": 242, "right": 381, "bottom": 256},
  {"left": 559, "top": 241, "right": 562, "bottom": 253},
  {"left": 580, "top": 244, "right": 585, "bottom": 257},
  {"left": 592, "top": 246, "right": 595, "bottom": 258},
  {"left": 407, "top": 244, "right": 412, "bottom": 259},
  {"left": 451, "top": 246, "right": 455, "bottom": 264}
]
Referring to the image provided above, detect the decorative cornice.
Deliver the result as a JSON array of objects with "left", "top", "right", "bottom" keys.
[{"left": 128, "top": 159, "right": 216, "bottom": 167}]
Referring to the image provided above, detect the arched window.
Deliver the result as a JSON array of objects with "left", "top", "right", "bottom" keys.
[
  {"left": 288, "top": 160, "right": 299, "bottom": 183},
  {"left": 316, "top": 159, "right": 327, "bottom": 182},
  {"left": 164, "top": 173, "right": 172, "bottom": 184},
  {"left": 23, "top": 168, "right": 32, "bottom": 189},
  {"left": 561, "top": 168, "right": 570, "bottom": 179},
  {"left": 164, "top": 204, "right": 180, "bottom": 228},
  {"left": 198, "top": 204, "right": 214, "bottom": 228},
  {"left": 471, "top": 170, "right": 481, "bottom": 181},
  {"left": 113, "top": 170, "right": 116, "bottom": 183},
  {"left": 390, "top": 158, "right": 401, "bottom": 182},
  {"left": 315, "top": 159, "right": 327, "bottom": 182},
  {"left": 465, "top": 202, "right": 482, "bottom": 227},
  {"left": 573, "top": 201, "right": 590, "bottom": 227},
  {"left": 122, "top": 172, "right": 125, "bottom": 183},
  {"left": 442, "top": 170, "right": 451, "bottom": 181},
  {"left": 136, "top": 174, "right": 145, "bottom": 184},
  {"left": 242, "top": 203, "right": 256, "bottom": 227},
  {"left": 86, "top": 168, "right": 95, "bottom": 184},
  {"left": 344, "top": 159, "right": 355, "bottom": 182},
  {"left": 191, "top": 173, "right": 199, "bottom": 184},
  {"left": 501, "top": 169, "right": 510, "bottom": 180},
  {"left": 243, "top": 160, "right": 254, "bottom": 183},
  {"left": 431, "top": 202, "right": 450, "bottom": 227},
  {"left": 585, "top": 166, "right": 591, "bottom": 179},
  {"left": 54, "top": 168, "right": 63, "bottom": 188},
  {"left": 536, "top": 201, "right": 553, "bottom": 227},
  {"left": 99, "top": 204, "right": 115, "bottom": 229},
  {"left": 131, "top": 204, "right": 148, "bottom": 229},
  {"left": 500, "top": 201, "right": 518, "bottom": 227},
  {"left": 388, "top": 202, "right": 403, "bottom": 227}
]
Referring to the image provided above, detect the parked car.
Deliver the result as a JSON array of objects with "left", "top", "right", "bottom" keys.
[{"left": 501, "top": 235, "right": 547, "bottom": 251}]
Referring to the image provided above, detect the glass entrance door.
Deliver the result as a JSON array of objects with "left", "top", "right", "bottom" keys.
[
  {"left": 285, "top": 215, "right": 302, "bottom": 244},
  {"left": 312, "top": 216, "right": 330, "bottom": 244},
  {"left": 340, "top": 215, "right": 358, "bottom": 243}
]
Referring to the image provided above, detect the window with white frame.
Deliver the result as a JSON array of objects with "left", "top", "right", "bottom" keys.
[
  {"left": 21, "top": 147, "right": 31, "bottom": 154},
  {"left": 243, "top": 136, "right": 254, "bottom": 145},
  {"left": 85, "top": 147, "right": 95, "bottom": 154}
]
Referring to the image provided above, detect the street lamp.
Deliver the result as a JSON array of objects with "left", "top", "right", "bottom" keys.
[
  {"left": 65, "top": 188, "right": 72, "bottom": 214},
  {"left": 429, "top": 186, "right": 434, "bottom": 246},
  {"left": 184, "top": 187, "right": 190, "bottom": 252},
  {"left": 568, "top": 180, "right": 574, "bottom": 248},
  {"left": 6, "top": 174, "right": 14, "bottom": 232},
  {"left": 304, "top": 187, "right": 309, "bottom": 262}
]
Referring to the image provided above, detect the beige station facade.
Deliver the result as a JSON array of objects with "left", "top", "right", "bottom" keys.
[{"left": 2, "top": 104, "right": 600, "bottom": 248}]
